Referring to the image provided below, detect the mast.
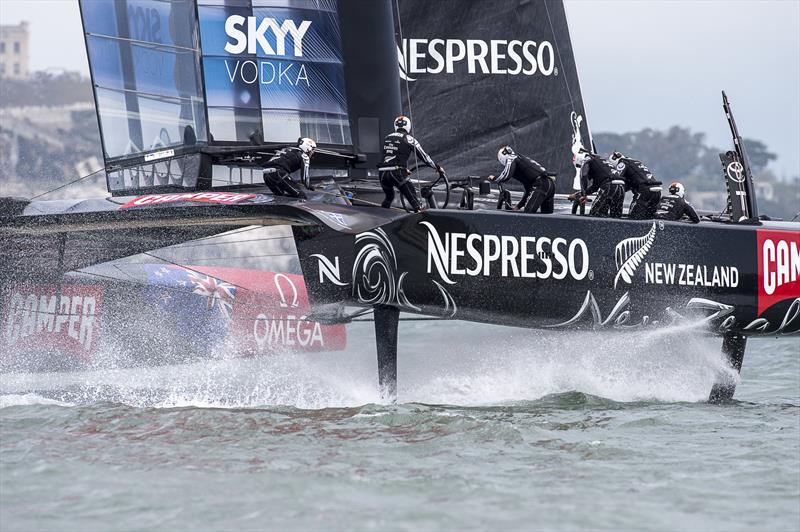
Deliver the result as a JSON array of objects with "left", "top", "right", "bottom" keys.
[{"left": 336, "top": 0, "right": 402, "bottom": 175}]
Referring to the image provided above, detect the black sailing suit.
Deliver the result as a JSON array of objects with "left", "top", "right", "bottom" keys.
[
  {"left": 494, "top": 153, "right": 556, "bottom": 213},
  {"left": 378, "top": 131, "right": 437, "bottom": 212},
  {"left": 654, "top": 194, "right": 700, "bottom": 223},
  {"left": 263, "top": 147, "right": 311, "bottom": 199},
  {"left": 580, "top": 154, "right": 624, "bottom": 218},
  {"left": 614, "top": 157, "right": 662, "bottom": 219}
]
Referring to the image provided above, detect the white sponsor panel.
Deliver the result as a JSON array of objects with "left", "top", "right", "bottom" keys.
[
  {"left": 762, "top": 238, "right": 799, "bottom": 296},
  {"left": 311, "top": 254, "right": 347, "bottom": 286},
  {"left": 144, "top": 149, "right": 175, "bottom": 162},
  {"left": 644, "top": 263, "right": 739, "bottom": 288},
  {"left": 223, "top": 15, "right": 312, "bottom": 87},
  {"left": 398, "top": 38, "right": 555, "bottom": 81},
  {"left": 253, "top": 314, "right": 324, "bottom": 349},
  {"left": 224, "top": 16, "right": 311, "bottom": 56},
  {"left": 3, "top": 287, "right": 100, "bottom": 353},
  {"left": 420, "top": 221, "right": 589, "bottom": 284}
]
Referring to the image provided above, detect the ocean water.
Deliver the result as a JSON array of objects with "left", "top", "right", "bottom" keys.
[{"left": 1, "top": 322, "right": 798, "bottom": 531}]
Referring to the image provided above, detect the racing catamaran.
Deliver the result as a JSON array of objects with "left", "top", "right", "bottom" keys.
[{"left": 1, "top": 0, "right": 797, "bottom": 401}]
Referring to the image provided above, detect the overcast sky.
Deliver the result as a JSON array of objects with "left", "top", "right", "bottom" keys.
[{"left": 1, "top": 0, "right": 798, "bottom": 176}]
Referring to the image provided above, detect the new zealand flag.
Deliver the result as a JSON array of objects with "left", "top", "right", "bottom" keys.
[{"left": 143, "top": 265, "right": 237, "bottom": 351}]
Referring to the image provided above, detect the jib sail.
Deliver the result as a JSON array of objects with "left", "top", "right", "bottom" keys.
[{"left": 394, "top": 0, "right": 592, "bottom": 189}]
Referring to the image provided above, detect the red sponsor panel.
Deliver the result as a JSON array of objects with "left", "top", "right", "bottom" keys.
[
  {"left": 1, "top": 284, "right": 103, "bottom": 358},
  {"left": 120, "top": 192, "right": 256, "bottom": 209},
  {"left": 187, "top": 267, "right": 347, "bottom": 353},
  {"left": 757, "top": 230, "right": 800, "bottom": 315}
]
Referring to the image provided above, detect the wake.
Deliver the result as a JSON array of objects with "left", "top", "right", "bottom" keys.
[{"left": 0, "top": 321, "right": 737, "bottom": 409}]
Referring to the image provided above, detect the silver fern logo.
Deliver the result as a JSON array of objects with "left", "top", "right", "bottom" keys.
[{"left": 614, "top": 223, "right": 658, "bottom": 289}]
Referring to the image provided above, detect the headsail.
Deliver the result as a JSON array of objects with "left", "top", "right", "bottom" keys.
[{"left": 395, "top": 0, "right": 592, "bottom": 189}]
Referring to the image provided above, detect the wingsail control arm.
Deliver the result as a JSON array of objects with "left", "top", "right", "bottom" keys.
[{"left": 719, "top": 91, "right": 759, "bottom": 222}]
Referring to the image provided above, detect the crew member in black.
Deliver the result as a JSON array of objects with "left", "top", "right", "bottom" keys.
[
  {"left": 378, "top": 115, "right": 442, "bottom": 212},
  {"left": 655, "top": 182, "right": 700, "bottom": 223},
  {"left": 609, "top": 151, "right": 662, "bottom": 219},
  {"left": 263, "top": 137, "right": 316, "bottom": 199},
  {"left": 488, "top": 146, "right": 556, "bottom": 213},
  {"left": 574, "top": 149, "right": 625, "bottom": 218}
]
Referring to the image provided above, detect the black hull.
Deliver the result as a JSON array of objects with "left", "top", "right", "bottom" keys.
[
  {"left": 2, "top": 192, "right": 797, "bottom": 400},
  {"left": 295, "top": 209, "right": 800, "bottom": 337}
]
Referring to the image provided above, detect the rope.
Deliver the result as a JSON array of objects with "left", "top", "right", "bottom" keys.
[
  {"left": 28, "top": 168, "right": 105, "bottom": 200},
  {"left": 393, "top": 0, "right": 421, "bottom": 199},
  {"left": 543, "top": 0, "right": 575, "bottom": 113}
]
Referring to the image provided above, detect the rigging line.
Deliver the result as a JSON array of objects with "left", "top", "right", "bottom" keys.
[
  {"left": 543, "top": 0, "right": 575, "bottom": 113},
  {"left": 71, "top": 269, "right": 217, "bottom": 300},
  {"left": 51, "top": 235, "right": 293, "bottom": 254},
  {"left": 178, "top": 225, "right": 264, "bottom": 244},
  {"left": 28, "top": 168, "right": 106, "bottom": 201},
  {"left": 156, "top": 234, "right": 294, "bottom": 250},
  {"left": 183, "top": 252, "right": 297, "bottom": 262},
  {"left": 393, "top": 0, "right": 421, "bottom": 199},
  {"left": 140, "top": 251, "right": 251, "bottom": 291},
  {"left": 351, "top": 317, "right": 452, "bottom": 322}
]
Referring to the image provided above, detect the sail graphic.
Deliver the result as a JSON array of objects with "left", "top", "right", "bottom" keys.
[
  {"left": 614, "top": 223, "right": 658, "bottom": 289},
  {"left": 395, "top": 0, "right": 592, "bottom": 189},
  {"left": 197, "top": 0, "right": 351, "bottom": 146}
]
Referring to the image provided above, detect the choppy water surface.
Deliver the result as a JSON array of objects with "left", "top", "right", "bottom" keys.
[{"left": 1, "top": 323, "right": 798, "bottom": 531}]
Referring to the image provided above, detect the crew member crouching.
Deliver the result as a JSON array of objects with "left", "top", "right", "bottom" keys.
[
  {"left": 609, "top": 151, "right": 662, "bottom": 219},
  {"left": 655, "top": 182, "right": 700, "bottom": 223},
  {"left": 378, "top": 115, "right": 442, "bottom": 212},
  {"left": 263, "top": 137, "right": 316, "bottom": 199},
  {"left": 488, "top": 146, "right": 556, "bottom": 213},
  {"left": 574, "top": 150, "right": 625, "bottom": 218}
]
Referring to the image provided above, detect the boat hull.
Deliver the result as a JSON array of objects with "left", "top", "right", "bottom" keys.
[{"left": 296, "top": 210, "right": 800, "bottom": 336}]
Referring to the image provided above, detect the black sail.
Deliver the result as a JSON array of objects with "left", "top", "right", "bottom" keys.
[{"left": 395, "top": 0, "right": 592, "bottom": 190}]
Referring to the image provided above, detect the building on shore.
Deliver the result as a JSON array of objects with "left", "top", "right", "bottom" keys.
[{"left": 0, "top": 21, "right": 30, "bottom": 80}]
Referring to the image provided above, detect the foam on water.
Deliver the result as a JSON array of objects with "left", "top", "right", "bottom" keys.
[
  {"left": 0, "top": 320, "right": 737, "bottom": 409},
  {"left": 0, "top": 393, "right": 73, "bottom": 409}
]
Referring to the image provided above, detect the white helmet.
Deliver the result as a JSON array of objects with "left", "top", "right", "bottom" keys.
[
  {"left": 574, "top": 149, "right": 590, "bottom": 167},
  {"left": 669, "top": 181, "right": 685, "bottom": 198},
  {"left": 394, "top": 115, "right": 411, "bottom": 133},
  {"left": 608, "top": 151, "right": 625, "bottom": 165},
  {"left": 298, "top": 137, "right": 316, "bottom": 154},
  {"left": 498, "top": 146, "right": 515, "bottom": 165}
]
